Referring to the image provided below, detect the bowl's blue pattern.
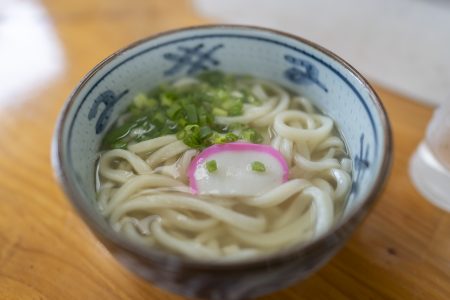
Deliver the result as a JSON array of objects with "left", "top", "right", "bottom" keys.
[
  {"left": 283, "top": 54, "right": 328, "bottom": 92},
  {"left": 163, "top": 43, "right": 224, "bottom": 76},
  {"left": 352, "top": 133, "right": 370, "bottom": 195},
  {"left": 88, "top": 89, "right": 129, "bottom": 134}
]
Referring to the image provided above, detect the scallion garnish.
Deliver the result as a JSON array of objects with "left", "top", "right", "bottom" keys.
[
  {"left": 101, "top": 71, "right": 265, "bottom": 150},
  {"left": 212, "top": 107, "right": 228, "bottom": 116},
  {"left": 251, "top": 161, "right": 266, "bottom": 172},
  {"left": 206, "top": 160, "right": 218, "bottom": 173}
]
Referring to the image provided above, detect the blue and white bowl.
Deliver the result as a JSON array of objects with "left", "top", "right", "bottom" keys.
[{"left": 53, "top": 25, "right": 392, "bottom": 300}]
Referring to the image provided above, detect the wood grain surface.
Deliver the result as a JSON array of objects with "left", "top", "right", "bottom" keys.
[{"left": 0, "top": 1, "right": 449, "bottom": 299}]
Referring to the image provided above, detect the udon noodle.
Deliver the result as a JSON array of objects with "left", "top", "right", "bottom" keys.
[{"left": 96, "top": 73, "right": 352, "bottom": 261}]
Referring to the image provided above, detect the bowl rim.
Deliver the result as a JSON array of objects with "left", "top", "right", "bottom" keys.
[{"left": 52, "top": 24, "right": 393, "bottom": 271}]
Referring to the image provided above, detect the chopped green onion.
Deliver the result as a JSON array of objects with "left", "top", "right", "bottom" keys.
[
  {"left": 225, "top": 101, "right": 243, "bottom": 116},
  {"left": 161, "top": 94, "right": 173, "bottom": 106},
  {"left": 101, "top": 71, "right": 267, "bottom": 150},
  {"left": 199, "top": 126, "right": 213, "bottom": 139},
  {"left": 205, "top": 160, "right": 218, "bottom": 173},
  {"left": 133, "top": 93, "right": 158, "bottom": 109},
  {"left": 176, "top": 130, "right": 186, "bottom": 140},
  {"left": 133, "top": 93, "right": 147, "bottom": 107},
  {"left": 184, "top": 124, "right": 199, "bottom": 134},
  {"left": 180, "top": 125, "right": 202, "bottom": 148},
  {"left": 152, "top": 112, "right": 165, "bottom": 125},
  {"left": 251, "top": 161, "right": 266, "bottom": 172},
  {"left": 197, "top": 106, "right": 210, "bottom": 125},
  {"left": 166, "top": 103, "right": 181, "bottom": 118},
  {"left": 184, "top": 104, "right": 198, "bottom": 123},
  {"left": 240, "top": 128, "right": 263, "bottom": 143},
  {"left": 209, "top": 132, "right": 239, "bottom": 144},
  {"left": 197, "top": 70, "right": 234, "bottom": 87},
  {"left": 212, "top": 107, "right": 228, "bottom": 116},
  {"left": 221, "top": 99, "right": 236, "bottom": 110},
  {"left": 177, "top": 118, "right": 187, "bottom": 127}
]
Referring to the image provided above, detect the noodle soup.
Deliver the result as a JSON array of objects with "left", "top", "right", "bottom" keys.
[{"left": 96, "top": 71, "right": 352, "bottom": 261}]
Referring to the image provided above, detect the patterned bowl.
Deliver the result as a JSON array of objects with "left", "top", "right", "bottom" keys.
[{"left": 52, "top": 25, "right": 392, "bottom": 300}]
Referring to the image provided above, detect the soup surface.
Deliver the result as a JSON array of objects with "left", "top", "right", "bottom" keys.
[{"left": 96, "top": 72, "right": 352, "bottom": 260}]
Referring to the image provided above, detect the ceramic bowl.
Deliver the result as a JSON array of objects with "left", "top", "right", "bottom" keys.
[{"left": 53, "top": 25, "right": 392, "bottom": 300}]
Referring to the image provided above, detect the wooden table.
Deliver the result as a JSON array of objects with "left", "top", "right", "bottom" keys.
[{"left": 0, "top": 1, "right": 449, "bottom": 299}]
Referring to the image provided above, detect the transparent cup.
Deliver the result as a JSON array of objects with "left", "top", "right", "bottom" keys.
[{"left": 409, "top": 103, "right": 450, "bottom": 212}]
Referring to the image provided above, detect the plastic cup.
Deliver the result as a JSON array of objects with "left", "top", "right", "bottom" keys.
[{"left": 409, "top": 103, "right": 450, "bottom": 212}]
